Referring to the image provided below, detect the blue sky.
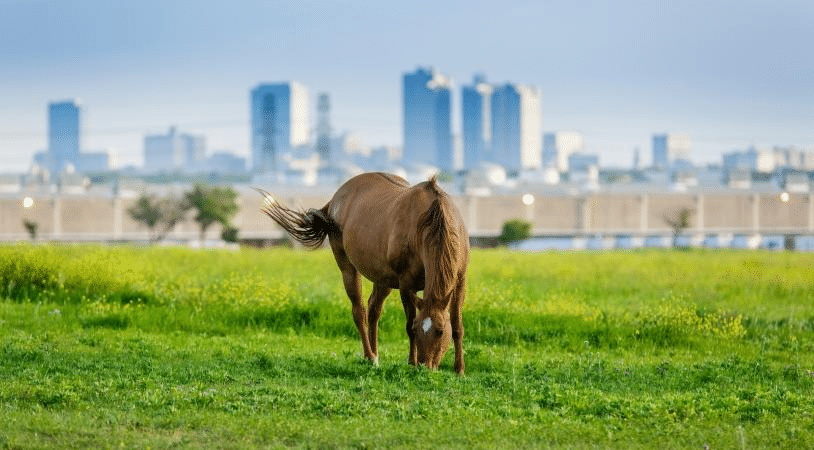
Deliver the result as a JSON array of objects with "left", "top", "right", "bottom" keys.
[{"left": 1, "top": 0, "right": 812, "bottom": 171}]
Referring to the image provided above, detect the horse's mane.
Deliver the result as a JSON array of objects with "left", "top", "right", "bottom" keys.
[{"left": 416, "top": 175, "right": 461, "bottom": 308}]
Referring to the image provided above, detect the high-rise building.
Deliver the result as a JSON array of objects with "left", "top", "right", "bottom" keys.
[
  {"left": 543, "top": 132, "right": 585, "bottom": 172},
  {"left": 462, "top": 75, "right": 493, "bottom": 171},
  {"left": 490, "top": 83, "right": 541, "bottom": 171},
  {"left": 402, "top": 67, "right": 453, "bottom": 171},
  {"left": 652, "top": 133, "right": 691, "bottom": 169},
  {"left": 143, "top": 127, "right": 205, "bottom": 173},
  {"left": 48, "top": 99, "right": 81, "bottom": 173},
  {"left": 182, "top": 134, "right": 206, "bottom": 167},
  {"left": 251, "top": 82, "right": 309, "bottom": 173},
  {"left": 316, "top": 93, "right": 332, "bottom": 162}
]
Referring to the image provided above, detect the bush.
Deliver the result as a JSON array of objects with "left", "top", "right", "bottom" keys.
[
  {"left": 221, "top": 226, "right": 239, "bottom": 243},
  {"left": 499, "top": 219, "right": 532, "bottom": 244}
]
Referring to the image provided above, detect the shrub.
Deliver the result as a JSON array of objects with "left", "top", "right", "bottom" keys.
[
  {"left": 221, "top": 226, "right": 239, "bottom": 243},
  {"left": 499, "top": 219, "right": 532, "bottom": 244}
]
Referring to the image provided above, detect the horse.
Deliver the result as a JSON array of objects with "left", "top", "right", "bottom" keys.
[{"left": 257, "top": 172, "right": 469, "bottom": 374}]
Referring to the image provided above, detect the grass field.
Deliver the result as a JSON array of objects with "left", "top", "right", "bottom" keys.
[{"left": 1, "top": 244, "right": 812, "bottom": 449}]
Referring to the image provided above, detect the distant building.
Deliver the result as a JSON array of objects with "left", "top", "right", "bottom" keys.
[
  {"left": 316, "top": 93, "right": 332, "bottom": 161},
  {"left": 568, "top": 152, "right": 599, "bottom": 173},
  {"left": 724, "top": 145, "right": 814, "bottom": 174},
  {"left": 251, "top": 82, "right": 310, "bottom": 173},
  {"left": 723, "top": 148, "right": 761, "bottom": 172},
  {"left": 206, "top": 152, "right": 246, "bottom": 174},
  {"left": 490, "top": 83, "right": 541, "bottom": 171},
  {"left": 772, "top": 146, "right": 814, "bottom": 171},
  {"left": 330, "top": 132, "right": 367, "bottom": 162},
  {"left": 725, "top": 168, "right": 752, "bottom": 189},
  {"left": 781, "top": 171, "right": 810, "bottom": 193},
  {"left": 182, "top": 134, "right": 206, "bottom": 168},
  {"left": 462, "top": 75, "right": 493, "bottom": 170},
  {"left": 569, "top": 153, "right": 600, "bottom": 191},
  {"left": 48, "top": 99, "right": 81, "bottom": 173},
  {"left": 144, "top": 127, "right": 205, "bottom": 173},
  {"left": 652, "top": 133, "right": 691, "bottom": 169},
  {"left": 76, "top": 149, "right": 117, "bottom": 173},
  {"left": 32, "top": 151, "right": 51, "bottom": 172},
  {"left": 402, "top": 67, "right": 453, "bottom": 171},
  {"left": 543, "top": 132, "right": 584, "bottom": 172}
]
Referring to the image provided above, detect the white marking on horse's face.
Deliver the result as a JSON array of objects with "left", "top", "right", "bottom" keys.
[{"left": 422, "top": 317, "right": 433, "bottom": 335}]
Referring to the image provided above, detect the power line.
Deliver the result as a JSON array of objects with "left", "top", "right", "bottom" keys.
[{"left": 0, "top": 120, "right": 249, "bottom": 140}]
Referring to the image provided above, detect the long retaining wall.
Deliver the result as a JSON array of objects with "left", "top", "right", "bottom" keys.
[{"left": 1, "top": 191, "right": 813, "bottom": 242}]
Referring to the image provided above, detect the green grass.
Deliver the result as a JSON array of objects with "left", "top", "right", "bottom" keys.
[{"left": 1, "top": 244, "right": 813, "bottom": 449}]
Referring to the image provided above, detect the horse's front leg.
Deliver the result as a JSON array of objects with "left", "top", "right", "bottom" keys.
[
  {"left": 398, "top": 289, "right": 418, "bottom": 365},
  {"left": 366, "top": 284, "right": 392, "bottom": 364},
  {"left": 450, "top": 274, "right": 466, "bottom": 375}
]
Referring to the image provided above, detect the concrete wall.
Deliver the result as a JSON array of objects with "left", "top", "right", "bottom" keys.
[{"left": 2, "top": 192, "right": 812, "bottom": 241}]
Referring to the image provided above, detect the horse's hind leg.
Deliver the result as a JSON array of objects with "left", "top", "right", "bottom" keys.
[
  {"left": 367, "top": 284, "right": 392, "bottom": 362},
  {"left": 330, "top": 243, "right": 376, "bottom": 362}
]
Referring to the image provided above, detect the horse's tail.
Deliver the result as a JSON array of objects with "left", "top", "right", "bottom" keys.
[
  {"left": 255, "top": 188, "right": 335, "bottom": 249},
  {"left": 417, "top": 175, "right": 462, "bottom": 304}
]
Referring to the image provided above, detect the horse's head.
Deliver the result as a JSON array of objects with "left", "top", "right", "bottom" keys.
[{"left": 413, "top": 307, "right": 452, "bottom": 369}]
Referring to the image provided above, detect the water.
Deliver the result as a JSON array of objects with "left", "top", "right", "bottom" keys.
[{"left": 509, "top": 234, "right": 814, "bottom": 252}]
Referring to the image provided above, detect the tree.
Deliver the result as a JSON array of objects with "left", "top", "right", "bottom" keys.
[
  {"left": 127, "top": 194, "right": 162, "bottom": 242},
  {"left": 155, "top": 196, "right": 191, "bottom": 242},
  {"left": 663, "top": 207, "right": 694, "bottom": 248},
  {"left": 128, "top": 193, "right": 190, "bottom": 243},
  {"left": 499, "top": 218, "right": 532, "bottom": 245},
  {"left": 184, "top": 184, "right": 239, "bottom": 244},
  {"left": 22, "top": 219, "right": 38, "bottom": 241}
]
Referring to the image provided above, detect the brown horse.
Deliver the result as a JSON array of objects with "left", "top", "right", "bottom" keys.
[{"left": 258, "top": 172, "right": 469, "bottom": 374}]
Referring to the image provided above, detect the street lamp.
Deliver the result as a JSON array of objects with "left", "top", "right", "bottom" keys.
[{"left": 522, "top": 193, "right": 535, "bottom": 206}]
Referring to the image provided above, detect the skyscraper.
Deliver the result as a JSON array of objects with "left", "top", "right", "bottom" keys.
[
  {"left": 48, "top": 99, "right": 81, "bottom": 173},
  {"left": 316, "top": 93, "right": 332, "bottom": 162},
  {"left": 251, "top": 82, "right": 309, "bottom": 173},
  {"left": 462, "top": 75, "right": 493, "bottom": 171},
  {"left": 490, "top": 83, "right": 541, "bottom": 171},
  {"left": 652, "top": 133, "right": 691, "bottom": 169},
  {"left": 543, "top": 132, "right": 585, "bottom": 172},
  {"left": 402, "top": 67, "right": 453, "bottom": 171}
]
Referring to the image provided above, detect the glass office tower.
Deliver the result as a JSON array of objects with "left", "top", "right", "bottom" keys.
[
  {"left": 48, "top": 100, "right": 81, "bottom": 173},
  {"left": 490, "top": 83, "right": 541, "bottom": 171},
  {"left": 402, "top": 67, "right": 453, "bottom": 171},
  {"left": 251, "top": 82, "right": 309, "bottom": 173},
  {"left": 462, "top": 75, "right": 493, "bottom": 171}
]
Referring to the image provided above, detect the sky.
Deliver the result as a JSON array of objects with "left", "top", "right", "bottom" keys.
[{"left": 1, "top": 0, "right": 812, "bottom": 172}]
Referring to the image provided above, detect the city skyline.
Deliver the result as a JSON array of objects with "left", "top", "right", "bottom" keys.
[{"left": 1, "top": 0, "right": 812, "bottom": 172}]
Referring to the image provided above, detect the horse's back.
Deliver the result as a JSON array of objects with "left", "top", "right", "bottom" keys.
[
  {"left": 326, "top": 173, "right": 408, "bottom": 224},
  {"left": 325, "top": 173, "right": 438, "bottom": 287}
]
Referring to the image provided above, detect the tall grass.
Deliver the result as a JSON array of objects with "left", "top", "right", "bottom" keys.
[{"left": 1, "top": 244, "right": 812, "bottom": 449}]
